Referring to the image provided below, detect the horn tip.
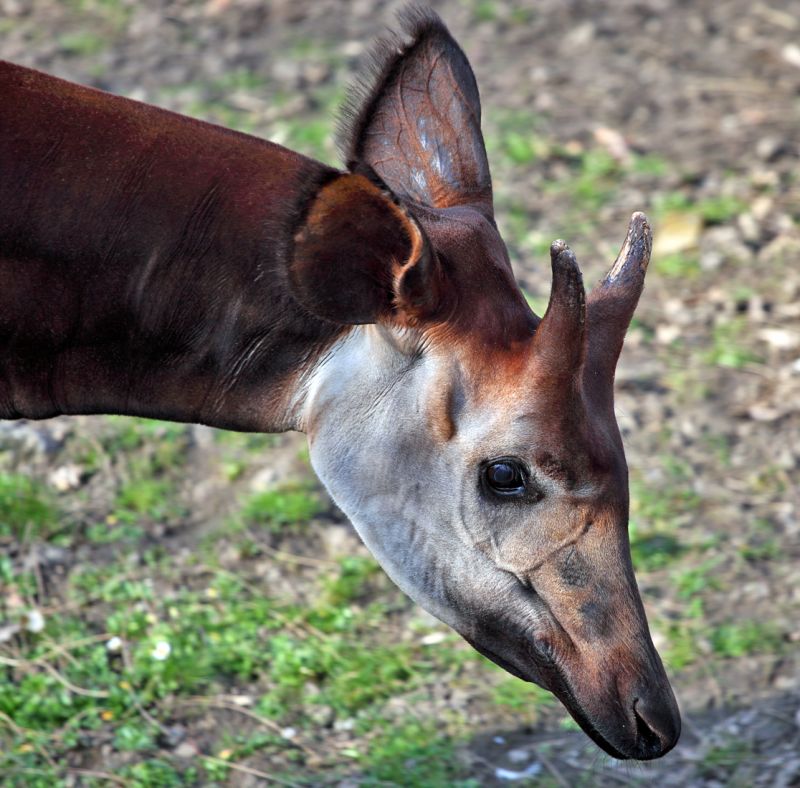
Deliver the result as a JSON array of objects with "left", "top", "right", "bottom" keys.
[
  {"left": 629, "top": 211, "right": 652, "bottom": 241},
  {"left": 550, "top": 240, "right": 579, "bottom": 271},
  {"left": 550, "top": 239, "right": 568, "bottom": 259}
]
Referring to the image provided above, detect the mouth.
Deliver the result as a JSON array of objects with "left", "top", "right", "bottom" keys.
[
  {"left": 465, "top": 638, "right": 680, "bottom": 761},
  {"left": 467, "top": 636, "right": 632, "bottom": 759}
]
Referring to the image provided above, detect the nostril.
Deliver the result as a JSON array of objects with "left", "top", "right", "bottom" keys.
[{"left": 633, "top": 700, "right": 664, "bottom": 759}]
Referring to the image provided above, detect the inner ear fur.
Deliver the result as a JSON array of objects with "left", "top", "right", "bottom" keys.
[
  {"left": 289, "top": 173, "right": 443, "bottom": 325},
  {"left": 338, "top": 7, "right": 493, "bottom": 218}
]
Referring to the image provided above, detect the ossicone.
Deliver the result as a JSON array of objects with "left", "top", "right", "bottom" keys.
[
  {"left": 530, "top": 213, "right": 652, "bottom": 398},
  {"left": 586, "top": 212, "right": 653, "bottom": 396}
]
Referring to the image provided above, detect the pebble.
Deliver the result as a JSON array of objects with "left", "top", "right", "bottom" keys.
[
  {"left": 174, "top": 740, "right": 199, "bottom": 759},
  {"left": 48, "top": 463, "right": 82, "bottom": 492},
  {"left": 495, "top": 762, "right": 542, "bottom": 781}
]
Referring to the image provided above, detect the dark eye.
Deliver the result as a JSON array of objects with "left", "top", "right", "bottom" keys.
[{"left": 483, "top": 459, "right": 527, "bottom": 497}]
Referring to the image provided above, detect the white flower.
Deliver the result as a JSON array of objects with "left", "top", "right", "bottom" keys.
[
  {"left": 106, "top": 636, "right": 123, "bottom": 653},
  {"left": 150, "top": 640, "right": 171, "bottom": 661},
  {"left": 25, "top": 609, "right": 45, "bottom": 633}
]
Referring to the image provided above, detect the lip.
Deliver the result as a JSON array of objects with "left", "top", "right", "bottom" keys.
[
  {"left": 465, "top": 636, "right": 637, "bottom": 760},
  {"left": 548, "top": 675, "right": 632, "bottom": 759}
]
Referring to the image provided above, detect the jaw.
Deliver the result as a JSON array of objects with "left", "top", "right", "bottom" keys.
[{"left": 463, "top": 615, "right": 681, "bottom": 761}]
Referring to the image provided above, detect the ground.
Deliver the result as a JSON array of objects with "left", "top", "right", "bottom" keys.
[{"left": 1, "top": 0, "right": 799, "bottom": 785}]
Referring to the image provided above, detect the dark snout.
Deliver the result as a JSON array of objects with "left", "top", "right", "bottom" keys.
[
  {"left": 556, "top": 660, "right": 681, "bottom": 761},
  {"left": 631, "top": 680, "right": 682, "bottom": 759},
  {"left": 463, "top": 565, "right": 681, "bottom": 761}
]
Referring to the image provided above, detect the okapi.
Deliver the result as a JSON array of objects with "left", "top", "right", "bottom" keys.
[{"left": 0, "top": 8, "right": 680, "bottom": 759}]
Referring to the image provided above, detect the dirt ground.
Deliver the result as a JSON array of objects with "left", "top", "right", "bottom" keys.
[{"left": 1, "top": 0, "right": 799, "bottom": 785}]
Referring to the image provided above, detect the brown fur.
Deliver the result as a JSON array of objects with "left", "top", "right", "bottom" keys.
[
  {"left": 1, "top": 61, "right": 357, "bottom": 430},
  {"left": 0, "top": 7, "right": 675, "bottom": 762}
]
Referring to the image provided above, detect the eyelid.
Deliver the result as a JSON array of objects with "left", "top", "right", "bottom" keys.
[{"left": 481, "top": 457, "right": 530, "bottom": 499}]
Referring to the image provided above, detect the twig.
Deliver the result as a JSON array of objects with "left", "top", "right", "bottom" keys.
[
  {"left": 0, "top": 709, "right": 27, "bottom": 738},
  {"left": 0, "top": 654, "right": 109, "bottom": 698},
  {"left": 201, "top": 755, "right": 302, "bottom": 786},
  {"left": 258, "top": 542, "right": 337, "bottom": 569},
  {"left": 269, "top": 609, "right": 329, "bottom": 643},
  {"left": 39, "top": 660, "right": 110, "bottom": 698},
  {"left": 0, "top": 710, "right": 58, "bottom": 769},
  {"left": 532, "top": 745, "right": 571, "bottom": 788},
  {"left": 178, "top": 696, "right": 320, "bottom": 760},
  {"left": 67, "top": 768, "right": 130, "bottom": 786},
  {"left": 119, "top": 642, "right": 171, "bottom": 736}
]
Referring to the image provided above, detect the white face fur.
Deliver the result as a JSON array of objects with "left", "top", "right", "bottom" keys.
[{"left": 300, "top": 323, "right": 576, "bottom": 670}]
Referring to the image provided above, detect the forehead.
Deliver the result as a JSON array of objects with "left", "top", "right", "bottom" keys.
[{"left": 425, "top": 341, "right": 623, "bottom": 484}]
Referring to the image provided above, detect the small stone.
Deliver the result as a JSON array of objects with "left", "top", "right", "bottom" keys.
[
  {"left": 750, "top": 195, "right": 774, "bottom": 221},
  {"left": 0, "top": 623, "right": 20, "bottom": 643},
  {"left": 653, "top": 211, "right": 702, "bottom": 257},
  {"left": 249, "top": 466, "right": 279, "bottom": 492},
  {"left": 48, "top": 464, "right": 82, "bottom": 492},
  {"left": 781, "top": 43, "right": 800, "bottom": 68},
  {"left": 758, "top": 328, "right": 800, "bottom": 350},
  {"left": 309, "top": 705, "right": 335, "bottom": 727},
  {"left": 340, "top": 40, "right": 364, "bottom": 58},
  {"left": 159, "top": 724, "right": 187, "bottom": 749},
  {"left": 174, "top": 741, "right": 199, "bottom": 759},
  {"left": 593, "top": 126, "right": 631, "bottom": 164},
  {"left": 737, "top": 212, "right": 761, "bottom": 244},
  {"left": 25, "top": 609, "right": 45, "bottom": 633},
  {"left": 755, "top": 137, "right": 786, "bottom": 163},
  {"left": 656, "top": 324, "right": 681, "bottom": 345},
  {"left": 566, "top": 22, "right": 594, "bottom": 45}
]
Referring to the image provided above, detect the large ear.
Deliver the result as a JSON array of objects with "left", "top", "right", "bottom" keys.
[
  {"left": 339, "top": 8, "right": 493, "bottom": 218},
  {"left": 289, "top": 173, "right": 445, "bottom": 325}
]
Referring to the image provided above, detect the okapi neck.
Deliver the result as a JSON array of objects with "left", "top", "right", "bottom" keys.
[{"left": 0, "top": 60, "right": 343, "bottom": 432}]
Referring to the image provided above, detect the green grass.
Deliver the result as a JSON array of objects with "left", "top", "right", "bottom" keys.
[
  {"left": 491, "top": 675, "right": 555, "bottom": 719},
  {"left": 654, "top": 252, "right": 701, "bottom": 278},
  {"left": 628, "top": 464, "right": 701, "bottom": 572},
  {"left": 570, "top": 149, "right": 620, "bottom": 210},
  {"left": 0, "top": 546, "right": 481, "bottom": 783},
  {"left": 0, "top": 473, "right": 57, "bottom": 541},
  {"left": 673, "top": 560, "right": 724, "bottom": 599},
  {"left": 238, "top": 484, "right": 322, "bottom": 532},
  {"left": 704, "top": 318, "right": 762, "bottom": 369},
  {"left": 662, "top": 621, "right": 701, "bottom": 670},
  {"left": 710, "top": 620, "right": 782, "bottom": 659},
  {"left": 698, "top": 737, "right": 756, "bottom": 781},
  {"left": 58, "top": 31, "right": 107, "bottom": 56},
  {"left": 358, "top": 719, "right": 476, "bottom": 787},
  {"left": 653, "top": 190, "right": 746, "bottom": 225}
]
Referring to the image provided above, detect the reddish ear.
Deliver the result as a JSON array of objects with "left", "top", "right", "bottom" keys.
[
  {"left": 289, "top": 174, "right": 444, "bottom": 325},
  {"left": 339, "top": 8, "right": 493, "bottom": 218}
]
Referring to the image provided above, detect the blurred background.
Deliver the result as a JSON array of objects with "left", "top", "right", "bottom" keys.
[{"left": 1, "top": 0, "right": 798, "bottom": 785}]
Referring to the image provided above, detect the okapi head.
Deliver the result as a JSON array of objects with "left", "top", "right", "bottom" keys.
[{"left": 292, "top": 10, "right": 680, "bottom": 759}]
